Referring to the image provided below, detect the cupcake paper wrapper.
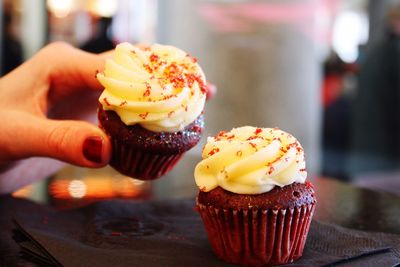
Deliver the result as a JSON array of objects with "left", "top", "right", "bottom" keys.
[
  {"left": 110, "top": 138, "right": 184, "bottom": 180},
  {"left": 197, "top": 202, "right": 316, "bottom": 267}
]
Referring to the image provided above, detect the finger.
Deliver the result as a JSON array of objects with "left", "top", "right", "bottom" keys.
[
  {"left": 35, "top": 42, "right": 109, "bottom": 95},
  {"left": 2, "top": 113, "right": 111, "bottom": 167},
  {"left": 39, "top": 118, "right": 112, "bottom": 167},
  {"left": 100, "top": 50, "right": 114, "bottom": 58},
  {"left": 206, "top": 82, "right": 217, "bottom": 100}
]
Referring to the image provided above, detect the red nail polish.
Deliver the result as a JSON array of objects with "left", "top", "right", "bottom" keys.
[{"left": 83, "top": 136, "right": 103, "bottom": 164}]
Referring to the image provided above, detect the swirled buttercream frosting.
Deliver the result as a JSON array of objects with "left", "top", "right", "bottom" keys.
[
  {"left": 97, "top": 42, "right": 207, "bottom": 132},
  {"left": 195, "top": 126, "right": 307, "bottom": 194}
]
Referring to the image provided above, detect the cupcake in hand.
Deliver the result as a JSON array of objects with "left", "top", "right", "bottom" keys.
[
  {"left": 195, "top": 126, "right": 316, "bottom": 266},
  {"left": 97, "top": 43, "right": 207, "bottom": 180}
]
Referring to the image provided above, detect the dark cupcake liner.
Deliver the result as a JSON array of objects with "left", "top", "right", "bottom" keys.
[
  {"left": 110, "top": 138, "right": 184, "bottom": 180},
  {"left": 197, "top": 202, "right": 316, "bottom": 266}
]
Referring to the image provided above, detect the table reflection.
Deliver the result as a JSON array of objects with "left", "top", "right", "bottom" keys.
[
  {"left": 10, "top": 166, "right": 400, "bottom": 236},
  {"left": 13, "top": 166, "right": 152, "bottom": 210},
  {"left": 313, "top": 178, "right": 400, "bottom": 235}
]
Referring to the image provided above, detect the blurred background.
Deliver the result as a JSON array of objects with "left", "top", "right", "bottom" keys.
[{"left": 1, "top": 0, "right": 400, "bottom": 207}]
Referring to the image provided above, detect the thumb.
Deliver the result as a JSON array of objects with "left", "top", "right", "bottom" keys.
[{"left": 25, "top": 117, "right": 111, "bottom": 167}]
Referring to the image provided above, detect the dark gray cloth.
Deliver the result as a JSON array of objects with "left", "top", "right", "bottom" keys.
[{"left": 13, "top": 199, "right": 400, "bottom": 267}]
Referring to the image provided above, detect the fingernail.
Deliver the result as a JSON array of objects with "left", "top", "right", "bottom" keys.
[{"left": 82, "top": 136, "right": 103, "bottom": 164}]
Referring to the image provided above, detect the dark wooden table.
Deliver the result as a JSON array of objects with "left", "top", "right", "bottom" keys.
[{"left": 1, "top": 177, "right": 400, "bottom": 266}]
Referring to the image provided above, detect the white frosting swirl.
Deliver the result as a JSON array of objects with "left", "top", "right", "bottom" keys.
[
  {"left": 97, "top": 42, "right": 207, "bottom": 132},
  {"left": 194, "top": 126, "right": 307, "bottom": 194}
]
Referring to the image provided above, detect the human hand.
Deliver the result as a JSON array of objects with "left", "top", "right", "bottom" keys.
[
  {"left": 0, "top": 42, "right": 217, "bottom": 193},
  {"left": 0, "top": 42, "right": 112, "bottom": 172}
]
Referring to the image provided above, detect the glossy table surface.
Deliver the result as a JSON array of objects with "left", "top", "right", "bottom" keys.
[{"left": 1, "top": 177, "right": 400, "bottom": 266}]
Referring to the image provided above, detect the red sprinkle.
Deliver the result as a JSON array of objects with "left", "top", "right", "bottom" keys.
[
  {"left": 254, "top": 128, "right": 262, "bottom": 135},
  {"left": 143, "top": 83, "right": 151, "bottom": 97},
  {"left": 217, "top": 131, "right": 227, "bottom": 137},
  {"left": 268, "top": 166, "right": 275, "bottom": 175},
  {"left": 249, "top": 142, "right": 257, "bottom": 149},
  {"left": 149, "top": 53, "right": 160, "bottom": 63},
  {"left": 269, "top": 155, "right": 283, "bottom": 165},
  {"left": 227, "top": 134, "right": 235, "bottom": 140},
  {"left": 167, "top": 62, "right": 179, "bottom": 73},
  {"left": 214, "top": 131, "right": 228, "bottom": 141},
  {"left": 103, "top": 97, "right": 111, "bottom": 106},
  {"left": 185, "top": 73, "right": 207, "bottom": 94},
  {"left": 208, "top": 148, "right": 220, "bottom": 156},
  {"left": 169, "top": 74, "right": 185, "bottom": 89},
  {"left": 162, "top": 95, "right": 175, "bottom": 101},
  {"left": 139, "top": 112, "right": 149, "bottom": 120},
  {"left": 143, "top": 64, "right": 153, "bottom": 73},
  {"left": 119, "top": 101, "right": 127, "bottom": 106},
  {"left": 247, "top": 136, "right": 262, "bottom": 141},
  {"left": 186, "top": 53, "right": 198, "bottom": 63}
]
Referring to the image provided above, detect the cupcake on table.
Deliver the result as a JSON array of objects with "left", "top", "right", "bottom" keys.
[{"left": 195, "top": 126, "right": 316, "bottom": 267}]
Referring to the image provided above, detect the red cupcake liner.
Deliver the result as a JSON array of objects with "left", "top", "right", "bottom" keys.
[
  {"left": 110, "top": 138, "right": 184, "bottom": 180},
  {"left": 197, "top": 202, "right": 316, "bottom": 266}
]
